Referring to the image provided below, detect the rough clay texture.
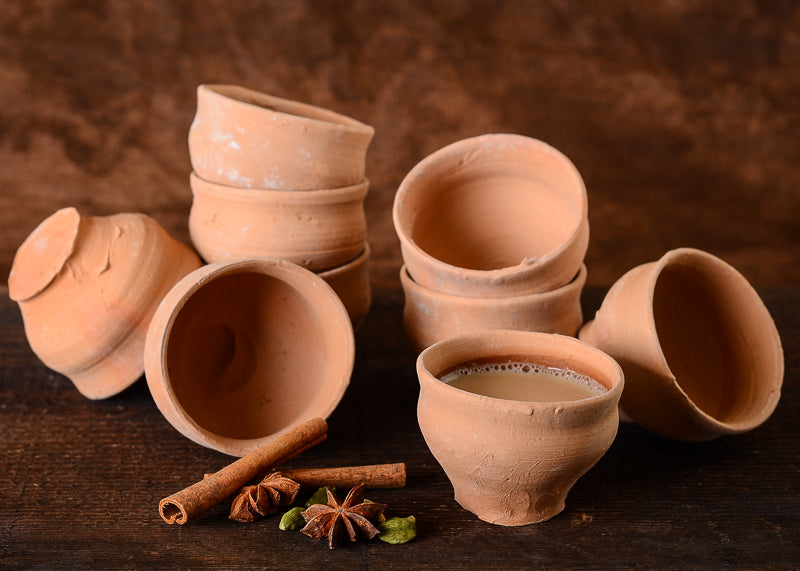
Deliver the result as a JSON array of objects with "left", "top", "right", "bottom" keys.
[
  {"left": 401, "top": 264, "right": 585, "bottom": 352},
  {"left": 394, "top": 134, "right": 589, "bottom": 298},
  {"left": 579, "top": 248, "right": 784, "bottom": 442},
  {"left": 144, "top": 258, "right": 354, "bottom": 457},
  {"left": 417, "top": 330, "right": 623, "bottom": 526},
  {"left": 8, "top": 207, "right": 201, "bottom": 399},
  {"left": 188, "top": 172, "right": 368, "bottom": 272},
  {"left": 318, "top": 245, "right": 371, "bottom": 328},
  {"left": 189, "top": 84, "right": 374, "bottom": 190}
]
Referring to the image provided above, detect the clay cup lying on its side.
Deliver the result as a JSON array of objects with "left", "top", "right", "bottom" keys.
[
  {"left": 189, "top": 84, "right": 374, "bottom": 190},
  {"left": 8, "top": 207, "right": 201, "bottom": 399},
  {"left": 579, "top": 248, "right": 783, "bottom": 442},
  {"left": 417, "top": 330, "right": 623, "bottom": 526},
  {"left": 189, "top": 173, "right": 368, "bottom": 272},
  {"left": 144, "top": 258, "right": 354, "bottom": 457},
  {"left": 401, "top": 264, "right": 586, "bottom": 352},
  {"left": 393, "top": 134, "right": 589, "bottom": 298}
]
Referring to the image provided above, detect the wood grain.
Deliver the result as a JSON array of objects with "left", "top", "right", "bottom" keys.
[{"left": 1, "top": 286, "right": 797, "bottom": 568}]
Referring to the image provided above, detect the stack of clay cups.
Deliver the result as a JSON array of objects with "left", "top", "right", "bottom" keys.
[
  {"left": 187, "top": 84, "right": 375, "bottom": 326},
  {"left": 393, "top": 134, "right": 589, "bottom": 351}
]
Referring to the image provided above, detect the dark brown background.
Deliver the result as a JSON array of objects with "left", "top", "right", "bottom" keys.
[
  {"left": 2, "top": 0, "right": 799, "bottom": 290},
  {"left": 1, "top": 1, "right": 799, "bottom": 569}
]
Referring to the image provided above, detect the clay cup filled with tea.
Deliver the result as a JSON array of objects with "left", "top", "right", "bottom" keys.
[
  {"left": 417, "top": 330, "right": 623, "bottom": 526},
  {"left": 393, "top": 134, "right": 589, "bottom": 298}
]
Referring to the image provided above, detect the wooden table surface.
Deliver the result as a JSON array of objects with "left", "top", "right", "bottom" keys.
[
  {"left": 2, "top": 1, "right": 799, "bottom": 568},
  {"left": 1, "top": 286, "right": 798, "bottom": 569}
]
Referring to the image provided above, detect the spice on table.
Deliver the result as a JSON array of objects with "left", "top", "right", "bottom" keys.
[
  {"left": 229, "top": 472, "right": 301, "bottom": 522},
  {"left": 305, "top": 485, "right": 336, "bottom": 507},
  {"left": 301, "top": 484, "right": 387, "bottom": 549},
  {"left": 377, "top": 516, "right": 417, "bottom": 544},
  {"left": 279, "top": 507, "right": 307, "bottom": 531},
  {"left": 281, "top": 463, "right": 406, "bottom": 489},
  {"left": 158, "top": 417, "right": 327, "bottom": 525}
]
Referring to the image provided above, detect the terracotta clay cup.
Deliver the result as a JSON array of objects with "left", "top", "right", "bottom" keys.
[
  {"left": 8, "top": 207, "right": 201, "bottom": 399},
  {"left": 189, "top": 172, "right": 368, "bottom": 272},
  {"left": 188, "top": 84, "right": 374, "bottom": 190},
  {"left": 393, "top": 134, "right": 589, "bottom": 298},
  {"left": 318, "top": 245, "right": 371, "bottom": 327},
  {"left": 417, "top": 330, "right": 623, "bottom": 525},
  {"left": 401, "top": 264, "right": 586, "bottom": 352},
  {"left": 579, "top": 248, "right": 783, "bottom": 442},
  {"left": 144, "top": 258, "right": 354, "bottom": 456}
]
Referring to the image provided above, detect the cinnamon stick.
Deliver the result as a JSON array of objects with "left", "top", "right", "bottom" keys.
[
  {"left": 280, "top": 463, "right": 406, "bottom": 489},
  {"left": 159, "top": 417, "right": 327, "bottom": 525}
]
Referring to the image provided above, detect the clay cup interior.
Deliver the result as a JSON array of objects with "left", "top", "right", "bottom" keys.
[
  {"left": 144, "top": 258, "right": 354, "bottom": 456},
  {"left": 579, "top": 248, "right": 783, "bottom": 441},
  {"left": 417, "top": 330, "right": 623, "bottom": 526},
  {"left": 189, "top": 84, "right": 374, "bottom": 190},
  {"left": 401, "top": 264, "right": 586, "bottom": 352},
  {"left": 188, "top": 172, "right": 368, "bottom": 272},
  {"left": 393, "top": 134, "right": 589, "bottom": 298}
]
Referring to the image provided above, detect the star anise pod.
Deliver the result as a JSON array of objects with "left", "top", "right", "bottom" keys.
[
  {"left": 300, "top": 484, "right": 387, "bottom": 549},
  {"left": 229, "top": 471, "right": 301, "bottom": 522}
]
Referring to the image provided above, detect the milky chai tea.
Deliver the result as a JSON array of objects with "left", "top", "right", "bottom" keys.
[{"left": 440, "top": 361, "right": 606, "bottom": 402}]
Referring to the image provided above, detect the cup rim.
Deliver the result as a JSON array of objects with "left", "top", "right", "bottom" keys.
[
  {"left": 393, "top": 134, "right": 588, "bottom": 283},
  {"left": 418, "top": 330, "right": 624, "bottom": 410},
  {"left": 189, "top": 171, "right": 370, "bottom": 198}
]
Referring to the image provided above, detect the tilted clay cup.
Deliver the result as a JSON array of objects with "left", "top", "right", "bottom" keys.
[
  {"left": 417, "top": 330, "right": 623, "bottom": 525},
  {"left": 579, "top": 248, "right": 783, "bottom": 442},
  {"left": 189, "top": 172, "right": 368, "bottom": 272},
  {"left": 393, "top": 134, "right": 589, "bottom": 298},
  {"left": 401, "top": 264, "right": 586, "bottom": 352},
  {"left": 188, "top": 84, "right": 374, "bottom": 190},
  {"left": 8, "top": 207, "right": 201, "bottom": 399},
  {"left": 317, "top": 244, "right": 371, "bottom": 328},
  {"left": 144, "top": 258, "right": 354, "bottom": 456}
]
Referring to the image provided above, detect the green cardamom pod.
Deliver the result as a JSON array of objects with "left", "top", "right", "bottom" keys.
[
  {"left": 305, "top": 486, "right": 336, "bottom": 507},
  {"left": 377, "top": 516, "right": 416, "bottom": 544},
  {"left": 279, "top": 507, "right": 306, "bottom": 531}
]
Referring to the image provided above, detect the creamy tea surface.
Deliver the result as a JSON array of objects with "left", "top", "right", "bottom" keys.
[{"left": 441, "top": 361, "right": 606, "bottom": 402}]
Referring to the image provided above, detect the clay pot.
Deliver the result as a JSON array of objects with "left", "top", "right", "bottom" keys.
[
  {"left": 417, "top": 330, "right": 623, "bottom": 526},
  {"left": 579, "top": 248, "right": 783, "bottom": 442},
  {"left": 144, "top": 258, "right": 354, "bottom": 456},
  {"left": 188, "top": 84, "right": 374, "bottom": 190},
  {"left": 393, "top": 134, "right": 589, "bottom": 298},
  {"left": 8, "top": 207, "right": 202, "bottom": 399},
  {"left": 401, "top": 264, "right": 586, "bottom": 352},
  {"left": 188, "top": 172, "right": 368, "bottom": 272},
  {"left": 318, "top": 245, "right": 371, "bottom": 327}
]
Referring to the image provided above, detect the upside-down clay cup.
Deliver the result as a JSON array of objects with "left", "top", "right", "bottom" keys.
[
  {"left": 393, "top": 134, "right": 589, "bottom": 298},
  {"left": 188, "top": 84, "right": 374, "bottom": 190},
  {"left": 144, "top": 258, "right": 354, "bottom": 457},
  {"left": 417, "top": 330, "right": 623, "bottom": 525},
  {"left": 188, "top": 172, "right": 368, "bottom": 271},
  {"left": 7, "top": 207, "right": 201, "bottom": 399},
  {"left": 579, "top": 248, "right": 783, "bottom": 442},
  {"left": 401, "top": 264, "right": 586, "bottom": 352},
  {"left": 318, "top": 245, "right": 371, "bottom": 328}
]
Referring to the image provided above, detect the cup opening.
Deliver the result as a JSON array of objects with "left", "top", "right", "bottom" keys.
[
  {"left": 397, "top": 136, "right": 585, "bottom": 272},
  {"left": 164, "top": 270, "right": 333, "bottom": 440},
  {"left": 652, "top": 257, "right": 780, "bottom": 426}
]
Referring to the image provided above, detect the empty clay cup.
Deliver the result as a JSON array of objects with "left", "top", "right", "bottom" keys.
[
  {"left": 401, "top": 264, "right": 586, "bottom": 352},
  {"left": 393, "top": 134, "right": 589, "bottom": 298},
  {"left": 144, "top": 258, "right": 354, "bottom": 456},
  {"left": 188, "top": 172, "right": 368, "bottom": 272},
  {"left": 8, "top": 207, "right": 202, "bottom": 399},
  {"left": 188, "top": 84, "right": 374, "bottom": 190},
  {"left": 318, "top": 245, "right": 371, "bottom": 327},
  {"left": 417, "top": 330, "right": 623, "bottom": 525},
  {"left": 579, "top": 248, "right": 783, "bottom": 442}
]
